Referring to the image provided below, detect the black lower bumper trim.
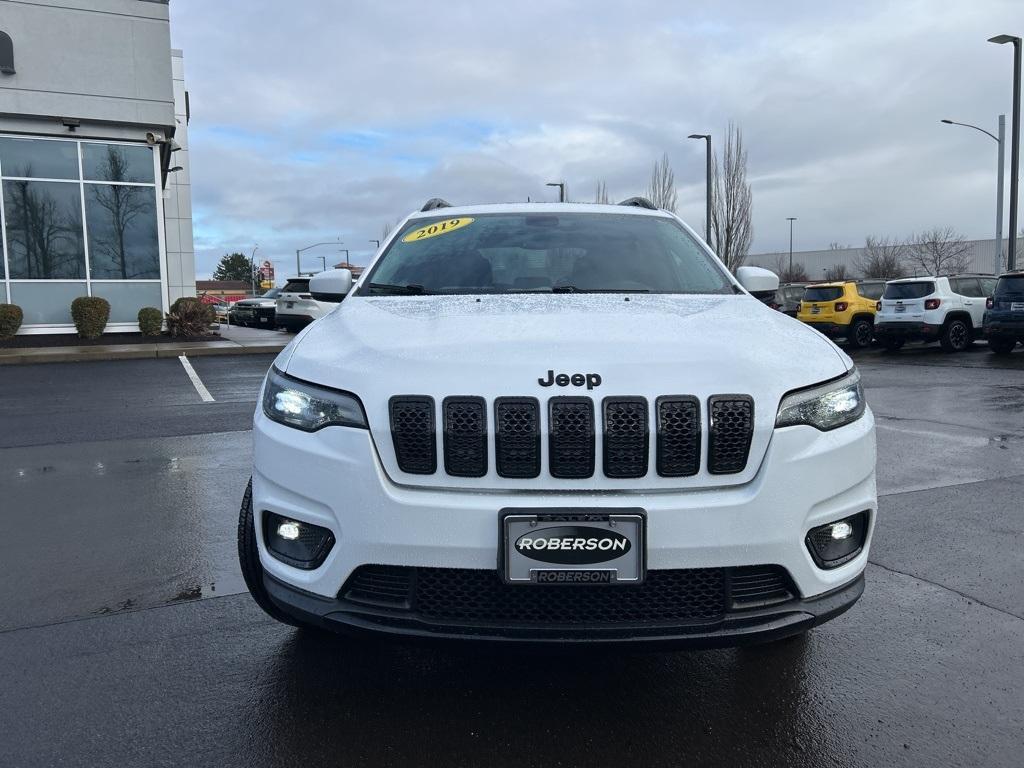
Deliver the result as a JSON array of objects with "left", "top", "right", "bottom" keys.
[{"left": 263, "top": 571, "right": 864, "bottom": 648}]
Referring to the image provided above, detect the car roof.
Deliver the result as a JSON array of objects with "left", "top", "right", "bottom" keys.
[
  {"left": 805, "top": 281, "right": 851, "bottom": 288},
  {"left": 405, "top": 202, "right": 676, "bottom": 220}
]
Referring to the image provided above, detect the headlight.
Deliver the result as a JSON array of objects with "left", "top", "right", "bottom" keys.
[
  {"left": 775, "top": 368, "right": 865, "bottom": 431},
  {"left": 262, "top": 367, "right": 366, "bottom": 431}
]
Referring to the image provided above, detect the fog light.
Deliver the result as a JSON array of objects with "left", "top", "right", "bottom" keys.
[
  {"left": 806, "top": 512, "right": 868, "bottom": 569},
  {"left": 263, "top": 511, "right": 334, "bottom": 570},
  {"left": 829, "top": 521, "right": 853, "bottom": 540}
]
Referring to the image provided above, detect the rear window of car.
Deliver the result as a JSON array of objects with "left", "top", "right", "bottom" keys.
[
  {"left": 282, "top": 280, "right": 310, "bottom": 293},
  {"left": 857, "top": 282, "right": 885, "bottom": 300},
  {"left": 883, "top": 281, "right": 934, "bottom": 299},
  {"left": 995, "top": 275, "right": 1024, "bottom": 295},
  {"left": 803, "top": 287, "right": 843, "bottom": 302},
  {"left": 784, "top": 286, "right": 805, "bottom": 301}
]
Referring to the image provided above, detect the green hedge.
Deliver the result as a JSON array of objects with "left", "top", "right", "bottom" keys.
[
  {"left": 0, "top": 304, "right": 23, "bottom": 339},
  {"left": 138, "top": 307, "right": 163, "bottom": 336},
  {"left": 70, "top": 296, "right": 111, "bottom": 339},
  {"left": 166, "top": 297, "right": 215, "bottom": 338}
]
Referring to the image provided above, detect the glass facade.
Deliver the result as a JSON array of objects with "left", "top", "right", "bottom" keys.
[{"left": 0, "top": 135, "right": 163, "bottom": 325}]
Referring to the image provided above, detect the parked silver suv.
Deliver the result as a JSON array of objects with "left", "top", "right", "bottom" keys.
[{"left": 875, "top": 275, "right": 997, "bottom": 352}]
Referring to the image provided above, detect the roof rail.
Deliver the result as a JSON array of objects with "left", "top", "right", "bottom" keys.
[
  {"left": 421, "top": 198, "right": 451, "bottom": 212},
  {"left": 618, "top": 196, "right": 658, "bottom": 210}
]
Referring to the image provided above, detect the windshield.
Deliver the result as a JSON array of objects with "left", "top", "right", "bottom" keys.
[
  {"left": 262, "top": 288, "right": 282, "bottom": 299},
  {"left": 360, "top": 213, "right": 733, "bottom": 295},
  {"left": 804, "top": 286, "right": 843, "bottom": 302},
  {"left": 884, "top": 281, "right": 934, "bottom": 299},
  {"left": 995, "top": 275, "right": 1024, "bottom": 295}
]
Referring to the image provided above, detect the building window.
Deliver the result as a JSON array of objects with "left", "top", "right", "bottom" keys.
[
  {"left": 0, "top": 135, "right": 163, "bottom": 324},
  {"left": 0, "top": 31, "right": 14, "bottom": 75}
]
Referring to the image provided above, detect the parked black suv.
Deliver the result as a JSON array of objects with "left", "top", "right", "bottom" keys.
[{"left": 984, "top": 271, "right": 1024, "bottom": 355}]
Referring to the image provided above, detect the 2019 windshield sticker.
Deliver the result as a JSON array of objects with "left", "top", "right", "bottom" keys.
[{"left": 402, "top": 217, "right": 475, "bottom": 243}]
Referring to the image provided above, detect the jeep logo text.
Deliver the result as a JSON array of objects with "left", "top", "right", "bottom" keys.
[{"left": 538, "top": 370, "right": 602, "bottom": 390}]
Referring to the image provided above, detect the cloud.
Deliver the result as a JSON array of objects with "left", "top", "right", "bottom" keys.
[{"left": 170, "top": 0, "right": 1021, "bottom": 278}]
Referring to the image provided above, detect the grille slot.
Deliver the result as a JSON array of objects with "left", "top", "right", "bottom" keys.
[
  {"left": 442, "top": 397, "right": 487, "bottom": 477},
  {"left": 495, "top": 398, "right": 541, "bottom": 478},
  {"left": 728, "top": 565, "right": 795, "bottom": 609},
  {"left": 656, "top": 396, "right": 701, "bottom": 477},
  {"left": 343, "top": 566, "right": 729, "bottom": 625},
  {"left": 708, "top": 396, "right": 754, "bottom": 474},
  {"left": 389, "top": 396, "right": 436, "bottom": 474},
  {"left": 548, "top": 398, "right": 595, "bottom": 478},
  {"left": 603, "top": 398, "right": 649, "bottom": 478}
]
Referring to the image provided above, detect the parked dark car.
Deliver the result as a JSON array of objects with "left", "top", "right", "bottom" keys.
[
  {"left": 229, "top": 288, "right": 281, "bottom": 328},
  {"left": 983, "top": 271, "right": 1024, "bottom": 355},
  {"left": 775, "top": 283, "right": 807, "bottom": 316}
]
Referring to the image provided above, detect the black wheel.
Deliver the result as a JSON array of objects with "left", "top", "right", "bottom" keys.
[
  {"left": 237, "top": 479, "right": 306, "bottom": 627},
  {"left": 847, "top": 318, "right": 873, "bottom": 349},
  {"left": 988, "top": 337, "right": 1016, "bottom": 356},
  {"left": 882, "top": 338, "right": 904, "bottom": 351},
  {"left": 940, "top": 318, "right": 971, "bottom": 352}
]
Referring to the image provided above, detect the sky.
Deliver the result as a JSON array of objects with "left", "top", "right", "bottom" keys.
[{"left": 170, "top": 0, "right": 1022, "bottom": 280}]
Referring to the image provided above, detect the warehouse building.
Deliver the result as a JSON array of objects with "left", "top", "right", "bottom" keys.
[{"left": 0, "top": 0, "right": 193, "bottom": 333}]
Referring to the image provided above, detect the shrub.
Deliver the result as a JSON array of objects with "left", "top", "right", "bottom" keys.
[
  {"left": 0, "top": 304, "right": 24, "bottom": 339},
  {"left": 166, "top": 297, "right": 215, "bottom": 338},
  {"left": 70, "top": 296, "right": 111, "bottom": 339},
  {"left": 138, "top": 307, "right": 163, "bottom": 336}
]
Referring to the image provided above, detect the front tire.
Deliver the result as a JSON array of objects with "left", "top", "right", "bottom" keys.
[
  {"left": 940, "top": 318, "right": 971, "bottom": 352},
  {"left": 847, "top": 318, "right": 873, "bottom": 349},
  {"left": 988, "top": 337, "right": 1016, "bottom": 355},
  {"left": 237, "top": 479, "right": 306, "bottom": 627}
]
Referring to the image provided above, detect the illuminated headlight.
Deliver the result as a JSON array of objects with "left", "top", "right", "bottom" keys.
[
  {"left": 775, "top": 368, "right": 865, "bottom": 431},
  {"left": 262, "top": 367, "right": 366, "bottom": 432}
]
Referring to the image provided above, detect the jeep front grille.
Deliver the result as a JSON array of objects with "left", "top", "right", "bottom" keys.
[{"left": 388, "top": 394, "right": 754, "bottom": 479}]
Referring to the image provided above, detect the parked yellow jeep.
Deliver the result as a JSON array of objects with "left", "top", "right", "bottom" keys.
[{"left": 797, "top": 281, "right": 884, "bottom": 348}]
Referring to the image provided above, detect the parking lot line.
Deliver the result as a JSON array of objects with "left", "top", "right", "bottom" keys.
[{"left": 178, "top": 355, "right": 215, "bottom": 403}]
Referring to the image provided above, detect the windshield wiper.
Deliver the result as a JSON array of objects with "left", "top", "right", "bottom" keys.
[
  {"left": 552, "top": 285, "right": 650, "bottom": 293},
  {"left": 368, "top": 282, "right": 432, "bottom": 295}
]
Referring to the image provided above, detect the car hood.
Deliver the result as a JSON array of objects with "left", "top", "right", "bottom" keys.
[{"left": 282, "top": 294, "right": 851, "bottom": 491}]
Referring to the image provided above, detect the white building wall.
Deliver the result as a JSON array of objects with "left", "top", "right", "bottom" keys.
[{"left": 165, "top": 49, "right": 195, "bottom": 304}]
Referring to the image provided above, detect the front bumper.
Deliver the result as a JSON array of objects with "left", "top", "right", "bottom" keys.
[
  {"left": 262, "top": 568, "right": 864, "bottom": 646},
  {"left": 874, "top": 321, "right": 941, "bottom": 341},
  {"left": 251, "top": 403, "right": 877, "bottom": 642}
]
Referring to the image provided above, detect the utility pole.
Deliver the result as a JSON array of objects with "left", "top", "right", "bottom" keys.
[
  {"left": 787, "top": 218, "right": 797, "bottom": 276},
  {"left": 989, "top": 34, "right": 1022, "bottom": 270}
]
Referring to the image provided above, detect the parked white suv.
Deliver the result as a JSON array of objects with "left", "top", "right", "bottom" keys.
[
  {"left": 238, "top": 200, "right": 876, "bottom": 646},
  {"left": 875, "top": 275, "right": 997, "bottom": 352},
  {"left": 275, "top": 277, "right": 341, "bottom": 331}
]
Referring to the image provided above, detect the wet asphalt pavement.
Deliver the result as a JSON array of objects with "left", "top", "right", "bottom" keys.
[{"left": 1, "top": 344, "right": 1023, "bottom": 767}]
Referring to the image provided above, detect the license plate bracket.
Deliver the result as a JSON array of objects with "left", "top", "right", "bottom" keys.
[{"left": 500, "top": 509, "right": 646, "bottom": 585}]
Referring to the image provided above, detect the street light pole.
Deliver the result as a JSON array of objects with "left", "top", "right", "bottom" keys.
[
  {"left": 787, "top": 218, "right": 797, "bottom": 276},
  {"left": 249, "top": 245, "right": 259, "bottom": 296},
  {"left": 989, "top": 34, "right": 1022, "bottom": 270},
  {"left": 546, "top": 182, "right": 566, "bottom": 202},
  {"left": 940, "top": 116, "right": 1005, "bottom": 273},
  {"left": 316, "top": 256, "right": 326, "bottom": 272},
  {"left": 688, "top": 134, "right": 712, "bottom": 245},
  {"left": 369, "top": 239, "right": 380, "bottom": 248},
  {"left": 296, "top": 241, "right": 342, "bottom": 277}
]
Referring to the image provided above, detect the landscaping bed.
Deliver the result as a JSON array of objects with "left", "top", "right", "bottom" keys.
[{"left": 0, "top": 332, "right": 222, "bottom": 349}]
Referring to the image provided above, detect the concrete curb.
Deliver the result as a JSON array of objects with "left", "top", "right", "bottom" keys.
[{"left": 0, "top": 341, "right": 287, "bottom": 365}]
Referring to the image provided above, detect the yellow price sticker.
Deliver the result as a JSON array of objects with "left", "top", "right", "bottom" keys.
[{"left": 402, "top": 217, "right": 474, "bottom": 243}]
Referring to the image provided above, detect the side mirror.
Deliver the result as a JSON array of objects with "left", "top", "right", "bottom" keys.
[
  {"left": 309, "top": 268, "right": 352, "bottom": 302},
  {"left": 736, "top": 266, "right": 780, "bottom": 294}
]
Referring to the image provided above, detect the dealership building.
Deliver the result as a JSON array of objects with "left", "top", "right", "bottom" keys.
[{"left": 0, "top": 0, "right": 193, "bottom": 333}]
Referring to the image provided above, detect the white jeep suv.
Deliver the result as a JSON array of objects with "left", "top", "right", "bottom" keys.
[
  {"left": 875, "top": 275, "right": 997, "bottom": 352},
  {"left": 275, "top": 277, "right": 341, "bottom": 331},
  {"left": 239, "top": 200, "right": 876, "bottom": 646}
]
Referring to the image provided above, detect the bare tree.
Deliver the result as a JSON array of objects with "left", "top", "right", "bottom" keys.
[
  {"left": 854, "top": 236, "right": 908, "bottom": 278},
  {"left": 907, "top": 227, "right": 972, "bottom": 275},
  {"left": 824, "top": 264, "right": 850, "bottom": 281},
  {"left": 829, "top": 241, "right": 850, "bottom": 251},
  {"left": 646, "top": 153, "right": 677, "bottom": 212},
  {"left": 382, "top": 221, "right": 393, "bottom": 241},
  {"left": 710, "top": 123, "right": 753, "bottom": 271},
  {"left": 594, "top": 180, "right": 609, "bottom": 204},
  {"left": 89, "top": 147, "right": 155, "bottom": 278},
  {"left": 772, "top": 254, "right": 809, "bottom": 283}
]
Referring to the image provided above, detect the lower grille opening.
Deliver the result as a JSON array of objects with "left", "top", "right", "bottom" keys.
[{"left": 341, "top": 565, "right": 796, "bottom": 627}]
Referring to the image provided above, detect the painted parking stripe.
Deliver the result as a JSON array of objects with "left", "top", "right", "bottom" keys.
[{"left": 178, "top": 355, "right": 215, "bottom": 403}]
